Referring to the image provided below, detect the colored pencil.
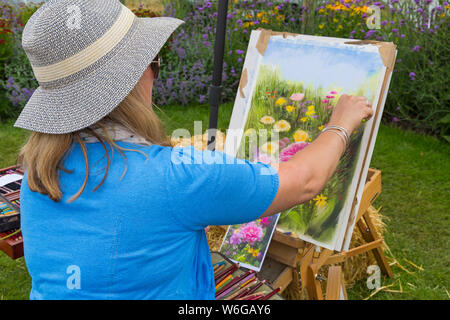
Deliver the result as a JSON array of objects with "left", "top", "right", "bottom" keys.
[
  {"left": 213, "top": 264, "right": 225, "bottom": 276},
  {"left": 225, "top": 279, "right": 256, "bottom": 300},
  {"left": 261, "top": 287, "right": 280, "bottom": 300},
  {"left": 215, "top": 275, "right": 233, "bottom": 291},
  {"left": 213, "top": 261, "right": 225, "bottom": 268},
  {"left": 215, "top": 272, "right": 245, "bottom": 297},
  {"left": 214, "top": 264, "right": 236, "bottom": 284},
  {"left": 215, "top": 263, "right": 238, "bottom": 284},
  {"left": 238, "top": 292, "right": 267, "bottom": 300},
  {"left": 216, "top": 272, "right": 255, "bottom": 299},
  {"left": 245, "top": 280, "right": 265, "bottom": 296}
]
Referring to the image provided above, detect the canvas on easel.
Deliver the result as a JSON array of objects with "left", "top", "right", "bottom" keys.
[{"left": 223, "top": 28, "right": 396, "bottom": 252}]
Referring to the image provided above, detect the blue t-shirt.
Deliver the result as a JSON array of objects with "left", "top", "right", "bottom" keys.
[{"left": 20, "top": 142, "right": 279, "bottom": 300}]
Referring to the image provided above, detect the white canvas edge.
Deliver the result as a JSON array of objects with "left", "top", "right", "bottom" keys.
[
  {"left": 333, "top": 64, "right": 387, "bottom": 250},
  {"left": 340, "top": 50, "right": 398, "bottom": 251},
  {"left": 225, "top": 30, "right": 263, "bottom": 157},
  {"left": 218, "top": 213, "right": 281, "bottom": 272}
]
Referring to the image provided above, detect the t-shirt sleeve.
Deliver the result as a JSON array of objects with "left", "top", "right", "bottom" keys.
[{"left": 166, "top": 146, "right": 279, "bottom": 230}]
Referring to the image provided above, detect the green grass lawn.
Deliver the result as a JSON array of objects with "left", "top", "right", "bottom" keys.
[{"left": 0, "top": 102, "right": 449, "bottom": 300}]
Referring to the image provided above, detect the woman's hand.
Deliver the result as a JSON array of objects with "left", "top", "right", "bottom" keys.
[
  {"left": 260, "top": 95, "right": 374, "bottom": 217},
  {"left": 328, "top": 95, "right": 374, "bottom": 135}
]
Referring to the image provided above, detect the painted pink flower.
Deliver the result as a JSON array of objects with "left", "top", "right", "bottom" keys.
[
  {"left": 260, "top": 217, "right": 271, "bottom": 227},
  {"left": 290, "top": 93, "right": 305, "bottom": 101},
  {"left": 279, "top": 137, "right": 291, "bottom": 148},
  {"left": 330, "top": 91, "right": 338, "bottom": 95},
  {"left": 328, "top": 105, "right": 333, "bottom": 110},
  {"left": 279, "top": 142, "right": 310, "bottom": 162},
  {"left": 322, "top": 99, "right": 330, "bottom": 104},
  {"left": 241, "top": 222, "right": 263, "bottom": 244},
  {"left": 254, "top": 152, "right": 277, "bottom": 164},
  {"left": 326, "top": 95, "right": 335, "bottom": 99}
]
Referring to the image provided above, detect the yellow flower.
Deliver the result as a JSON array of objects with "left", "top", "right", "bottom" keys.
[
  {"left": 261, "top": 18, "right": 269, "bottom": 24},
  {"left": 338, "top": 24, "right": 343, "bottom": 30},
  {"left": 318, "top": 125, "right": 324, "bottom": 131},
  {"left": 293, "top": 130, "right": 309, "bottom": 142},
  {"left": 318, "top": 24, "right": 325, "bottom": 29},
  {"left": 248, "top": 247, "right": 260, "bottom": 258},
  {"left": 261, "top": 142, "right": 279, "bottom": 155},
  {"left": 273, "top": 120, "right": 291, "bottom": 132},
  {"left": 301, "top": 117, "right": 308, "bottom": 123},
  {"left": 307, "top": 105, "right": 315, "bottom": 111},
  {"left": 313, "top": 194, "right": 327, "bottom": 207},
  {"left": 285, "top": 105, "right": 296, "bottom": 112},
  {"left": 243, "top": 22, "right": 250, "bottom": 28},
  {"left": 306, "top": 110, "right": 316, "bottom": 117},
  {"left": 260, "top": 115, "right": 275, "bottom": 125},
  {"left": 275, "top": 97, "right": 287, "bottom": 106},
  {"left": 333, "top": 18, "right": 338, "bottom": 23}
]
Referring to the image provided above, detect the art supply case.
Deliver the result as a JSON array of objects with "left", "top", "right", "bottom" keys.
[{"left": 0, "top": 165, "right": 23, "bottom": 233}]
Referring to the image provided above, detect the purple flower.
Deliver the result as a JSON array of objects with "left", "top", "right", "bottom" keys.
[
  {"left": 412, "top": 45, "right": 421, "bottom": 52},
  {"left": 392, "top": 117, "right": 399, "bottom": 122},
  {"left": 409, "top": 72, "right": 416, "bottom": 80},
  {"left": 236, "top": 49, "right": 244, "bottom": 55}
]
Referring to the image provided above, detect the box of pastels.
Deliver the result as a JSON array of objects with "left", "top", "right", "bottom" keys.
[
  {"left": 0, "top": 165, "right": 23, "bottom": 233},
  {"left": 211, "top": 251, "right": 284, "bottom": 300}
]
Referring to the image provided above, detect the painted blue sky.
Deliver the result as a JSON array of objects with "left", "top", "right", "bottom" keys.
[{"left": 262, "top": 37, "right": 384, "bottom": 93}]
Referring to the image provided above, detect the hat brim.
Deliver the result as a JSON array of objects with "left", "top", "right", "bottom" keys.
[{"left": 14, "top": 17, "right": 184, "bottom": 134}]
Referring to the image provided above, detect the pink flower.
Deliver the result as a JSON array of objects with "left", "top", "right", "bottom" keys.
[
  {"left": 279, "top": 137, "right": 291, "bottom": 148},
  {"left": 279, "top": 142, "right": 310, "bottom": 162},
  {"left": 326, "top": 95, "right": 335, "bottom": 99},
  {"left": 260, "top": 217, "right": 271, "bottom": 227},
  {"left": 322, "top": 99, "right": 330, "bottom": 104},
  {"left": 330, "top": 91, "right": 338, "bottom": 95},
  {"left": 290, "top": 93, "right": 305, "bottom": 101},
  {"left": 254, "top": 152, "right": 277, "bottom": 164},
  {"left": 241, "top": 222, "right": 263, "bottom": 244}
]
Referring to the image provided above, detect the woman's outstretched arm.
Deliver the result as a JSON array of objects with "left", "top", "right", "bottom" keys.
[{"left": 261, "top": 94, "right": 374, "bottom": 217}]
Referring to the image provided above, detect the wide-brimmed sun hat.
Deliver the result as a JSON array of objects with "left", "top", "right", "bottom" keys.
[{"left": 14, "top": 0, "right": 184, "bottom": 134}]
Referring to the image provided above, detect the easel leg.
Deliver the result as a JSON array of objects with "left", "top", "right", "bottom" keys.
[{"left": 357, "top": 211, "right": 393, "bottom": 278}]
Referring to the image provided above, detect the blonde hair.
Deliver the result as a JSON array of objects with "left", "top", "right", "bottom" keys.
[{"left": 18, "top": 84, "right": 171, "bottom": 203}]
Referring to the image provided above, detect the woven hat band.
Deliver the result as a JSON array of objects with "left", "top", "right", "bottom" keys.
[{"left": 31, "top": 4, "right": 136, "bottom": 83}]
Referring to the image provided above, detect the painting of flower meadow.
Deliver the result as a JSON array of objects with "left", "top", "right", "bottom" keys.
[
  {"left": 220, "top": 215, "right": 279, "bottom": 271},
  {"left": 225, "top": 30, "right": 395, "bottom": 253}
]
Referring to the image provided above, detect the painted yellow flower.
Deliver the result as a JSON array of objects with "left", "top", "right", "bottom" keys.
[
  {"left": 260, "top": 115, "right": 275, "bottom": 125},
  {"left": 307, "top": 105, "right": 315, "bottom": 111},
  {"left": 306, "top": 110, "right": 316, "bottom": 117},
  {"left": 248, "top": 247, "right": 260, "bottom": 258},
  {"left": 318, "top": 125, "right": 324, "bottom": 131},
  {"left": 313, "top": 194, "right": 327, "bottom": 207},
  {"left": 285, "top": 105, "right": 296, "bottom": 112},
  {"left": 275, "top": 98, "right": 287, "bottom": 106},
  {"left": 293, "top": 130, "right": 309, "bottom": 142},
  {"left": 273, "top": 120, "right": 291, "bottom": 132},
  {"left": 301, "top": 117, "right": 308, "bottom": 123},
  {"left": 261, "top": 142, "right": 279, "bottom": 155}
]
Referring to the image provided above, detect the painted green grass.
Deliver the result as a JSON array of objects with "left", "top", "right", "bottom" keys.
[{"left": 0, "top": 102, "right": 449, "bottom": 300}]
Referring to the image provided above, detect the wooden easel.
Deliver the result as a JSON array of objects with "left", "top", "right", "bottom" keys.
[{"left": 258, "top": 168, "right": 392, "bottom": 300}]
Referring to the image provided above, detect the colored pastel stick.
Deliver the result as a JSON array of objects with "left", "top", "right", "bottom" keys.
[
  {"left": 213, "top": 261, "right": 225, "bottom": 267},
  {"left": 215, "top": 274, "right": 233, "bottom": 291},
  {"left": 216, "top": 272, "right": 253, "bottom": 299},
  {"left": 261, "top": 287, "right": 280, "bottom": 300},
  {"left": 213, "top": 264, "right": 225, "bottom": 276},
  {"left": 245, "top": 280, "right": 265, "bottom": 296},
  {"left": 225, "top": 279, "right": 256, "bottom": 300},
  {"left": 215, "top": 264, "right": 238, "bottom": 284},
  {"left": 215, "top": 272, "right": 245, "bottom": 297}
]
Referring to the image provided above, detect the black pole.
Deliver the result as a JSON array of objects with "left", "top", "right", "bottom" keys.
[{"left": 207, "top": 0, "right": 229, "bottom": 151}]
